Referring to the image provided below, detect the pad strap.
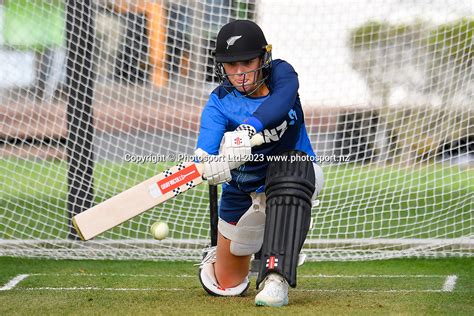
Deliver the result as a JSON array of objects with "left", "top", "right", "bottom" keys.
[{"left": 218, "top": 219, "right": 264, "bottom": 245}]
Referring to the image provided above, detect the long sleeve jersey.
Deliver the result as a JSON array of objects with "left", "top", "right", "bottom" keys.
[{"left": 196, "top": 59, "right": 316, "bottom": 192}]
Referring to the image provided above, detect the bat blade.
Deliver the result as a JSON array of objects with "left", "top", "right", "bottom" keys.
[{"left": 73, "top": 162, "right": 204, "bottom": 240}]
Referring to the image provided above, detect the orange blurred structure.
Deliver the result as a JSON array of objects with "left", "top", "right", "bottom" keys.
[{"left": 114, "top": 1, "right": 168, "bottom": 87}]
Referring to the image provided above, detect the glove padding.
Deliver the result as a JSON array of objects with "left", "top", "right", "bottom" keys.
[
  {"left": 203, "top": 156, "right": 231, "bottom": 185},
  {"left": 195, "top": 149, "right": 231, "bottom": 185},
  {"left": 221, "top": 130, "right": 252, "bottom": 169}
]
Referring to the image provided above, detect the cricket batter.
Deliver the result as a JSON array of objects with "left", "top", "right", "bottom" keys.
[{"left": 195, "top": 20, "right": 324, "bottom": 307}]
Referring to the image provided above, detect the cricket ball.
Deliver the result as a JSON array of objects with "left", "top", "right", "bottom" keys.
[{"left": 150, "top": 221, "right": 169, "bottom": 240}]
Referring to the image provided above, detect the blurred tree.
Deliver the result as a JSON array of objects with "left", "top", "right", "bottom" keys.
[
  {"left": 4, "top": 0, "right": 65, "bottom": 101},
  {"left": 349, "top": 19, "right": 473, "bottom": 165}
]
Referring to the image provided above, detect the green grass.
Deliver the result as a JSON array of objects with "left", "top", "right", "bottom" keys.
[
  {"left": 0, "top": 257, "right": 473, "bottom": 315},
  {"left": 318, "top": 164, "right": 473, "bottom": 238},
  {"left": 0, "top": 159, "right": 209, "bottom": 239},
  {"left": 1, "top": 160, "right": 473, "bottom": 313},
  {"left": 1, "top": 159, "right": 473, "bottom": 240}
]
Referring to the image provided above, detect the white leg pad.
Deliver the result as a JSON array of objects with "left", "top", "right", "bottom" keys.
[
  {"left": 312, "top": 163, "right": 324, "bottom": 200},
  {"left": 218, "top": 192, "right": 266, "bottom": 256}
]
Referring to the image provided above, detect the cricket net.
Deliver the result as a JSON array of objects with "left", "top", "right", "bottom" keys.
[{"left": 0, "top": 0, "right": 472, "bottom": 261}]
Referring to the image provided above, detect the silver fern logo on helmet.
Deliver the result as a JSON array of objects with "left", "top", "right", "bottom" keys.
[{"left": 226, "top": 35, "right": 242, "bottom": 49}]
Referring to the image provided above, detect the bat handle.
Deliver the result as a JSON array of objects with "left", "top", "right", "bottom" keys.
[{"left": 250, "top": 133, "right": 264, "bottom": 147}]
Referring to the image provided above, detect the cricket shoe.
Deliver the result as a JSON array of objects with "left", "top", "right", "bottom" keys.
[
  {"left": 255, "top": 273, "right": 289, "bottom": 307},
  {"left": 198, "top": 246, "right": 217, "bottom": 268}
]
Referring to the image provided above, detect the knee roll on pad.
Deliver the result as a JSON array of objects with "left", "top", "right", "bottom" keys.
[
  {"left": 218, "top": 192, "right": 266, "bottom": 256},
  {"left": 257, "top": 151, "right": 315, "bottom": 288}
]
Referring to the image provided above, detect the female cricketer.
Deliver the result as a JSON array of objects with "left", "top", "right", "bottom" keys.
[{"left": 195, "top": 20, "right": 324, "bottom": 307}]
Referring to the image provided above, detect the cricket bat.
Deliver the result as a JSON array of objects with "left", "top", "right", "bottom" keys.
[{"left": 72, "top": 134, "right": 264, "bottom": 240}]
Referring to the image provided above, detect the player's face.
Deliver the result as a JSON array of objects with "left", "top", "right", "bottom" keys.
[{"left": 223, "top": 57, "right": 266, "bottom": 96}]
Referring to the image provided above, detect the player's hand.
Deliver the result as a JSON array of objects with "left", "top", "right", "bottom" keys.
[
  {"left": 221, "top": 129, "right": 252, "bottom": 169},
  {"left": 203, "top": 156, "right": 231, "bottom": 185},
  {"left": 195, "top": 149, "right": 231, "bottom": 185}
]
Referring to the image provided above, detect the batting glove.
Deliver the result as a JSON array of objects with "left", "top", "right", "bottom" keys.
[{"left": 221, "top": 130, "right": 252, "bottom": 169}]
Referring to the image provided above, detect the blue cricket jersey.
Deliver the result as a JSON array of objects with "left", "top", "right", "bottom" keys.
[{"left": 196, "top": 59, "right": 316, "bottom": 193}]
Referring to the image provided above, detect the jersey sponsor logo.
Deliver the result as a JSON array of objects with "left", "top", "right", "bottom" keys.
[
  {"left": 226, "top": 35, "right": 242, "bottom": 49},
  {"left": 261, "top": 109, "right": 298, "bottom": 143},
  {"left": 156, "top": 164, "right": 200, "bottom": 194},
  {"left": 263, "top": 120, "right": 288, "bottom": 142},
  {"left": 288, "top": 109, "right": 297, "bottom": 125}
]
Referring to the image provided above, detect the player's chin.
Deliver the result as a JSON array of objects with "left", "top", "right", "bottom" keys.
[{"left": 233, "top": 84, "right": 256, "bottom": 94}]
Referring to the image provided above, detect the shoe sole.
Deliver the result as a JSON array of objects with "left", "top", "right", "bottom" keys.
[{"left": 255, "top": 298, "right": 288, "bottom": 307}]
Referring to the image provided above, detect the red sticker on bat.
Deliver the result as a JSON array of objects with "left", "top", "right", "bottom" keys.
[{"left": 157, "top": 164, "right": 200, "bottom": 194}]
